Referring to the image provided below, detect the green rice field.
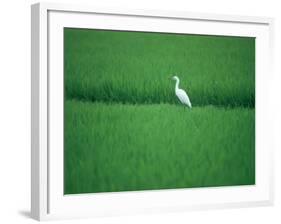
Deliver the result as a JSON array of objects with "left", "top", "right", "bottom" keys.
[{"left": 64, "top": 28, "right": 255, "bottom": 194}]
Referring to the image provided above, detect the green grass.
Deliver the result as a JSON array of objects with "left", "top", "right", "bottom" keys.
[
  {"left": 64, "top": 28, "right": 255, "bottom": 107},
  {"left": 64, "top": 28, "right": 255, "bottom": 194},
  {"left": 64, "top": 100, "right": 255, "bottom": 194}
]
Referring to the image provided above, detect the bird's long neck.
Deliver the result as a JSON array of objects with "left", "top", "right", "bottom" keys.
[{"left": 175, "top": 79, "right": 179, "bottom": 92}]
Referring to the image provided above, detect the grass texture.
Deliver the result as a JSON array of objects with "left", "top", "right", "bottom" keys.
[
  {"left": 64, "top": 101, "right": 255, "bottom": 194},
  {"left": 64, "top": 28, "right": 255, "bottom": 107},
  {"left": 64, "top": 28, "right": 255, "bottom": 194}
]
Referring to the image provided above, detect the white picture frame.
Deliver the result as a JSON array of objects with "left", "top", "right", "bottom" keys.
[{"left": 31, "top": 2, "right": 274, "bottom": 221}]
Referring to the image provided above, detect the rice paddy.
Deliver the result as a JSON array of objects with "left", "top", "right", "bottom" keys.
[{"left": 64, "top": 28, "right": 255, "bottom": 194}]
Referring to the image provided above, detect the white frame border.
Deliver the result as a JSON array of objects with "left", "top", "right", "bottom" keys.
[{"left": 31, "top": 2, "right": 274, "bottom": 221}]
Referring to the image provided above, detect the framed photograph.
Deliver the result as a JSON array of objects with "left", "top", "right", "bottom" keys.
[{"left": 31, "top": 2, "right": 274, "bottom": 221}]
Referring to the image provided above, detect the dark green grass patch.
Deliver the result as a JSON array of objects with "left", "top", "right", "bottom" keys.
[
  {"left": 64, "top": 28, "right": 255, "bottom": 107},
  {"left": 64, "top": 100, "right": 255, "bottom": 194}
]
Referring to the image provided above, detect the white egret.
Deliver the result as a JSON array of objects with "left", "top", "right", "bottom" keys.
[{"left": 171, "top": 76, "right": 192, "bottom": 108}]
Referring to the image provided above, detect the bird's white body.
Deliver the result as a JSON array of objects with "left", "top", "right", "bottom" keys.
[{"left": 172, "top": 76, "right": 192, "bottom": 108}]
